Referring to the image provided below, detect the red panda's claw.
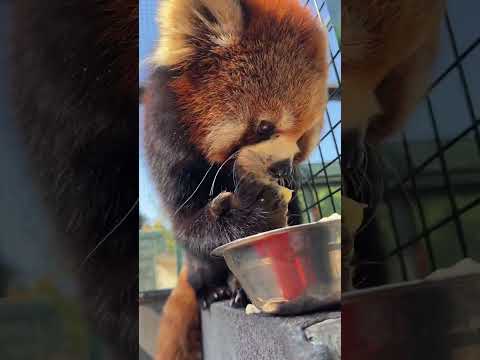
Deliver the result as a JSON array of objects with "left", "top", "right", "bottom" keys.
[
  {"left": 230, "top": 288, "right": 249, "bottom": 309},
  {"left": 200, "top": 286, "right": 232, "bottom": 309}
]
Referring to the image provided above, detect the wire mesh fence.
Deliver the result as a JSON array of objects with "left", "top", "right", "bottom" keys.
[
  {"left": 296, "top": 0, "right": 342, "bottom": 223},
  {"left": 361, "top": 1, "right": 480, "bottom": 285}
]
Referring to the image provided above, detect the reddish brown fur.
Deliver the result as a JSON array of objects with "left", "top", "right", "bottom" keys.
[
  {"left": 156, "top": 265, "right": 201, "bottom": 360},
  {"left": 167, "top": 0, "right": 328, "bottom": 164}
]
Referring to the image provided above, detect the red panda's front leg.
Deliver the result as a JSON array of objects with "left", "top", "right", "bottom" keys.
[
  {"left": 175, "top": 174, "right": 290, "bottom": 258},
  {"left": 174, "top": 174, "right": 290, "bottom": 307}
]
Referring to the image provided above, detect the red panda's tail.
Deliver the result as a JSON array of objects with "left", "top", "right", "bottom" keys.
[{"left": 155, "top": 264, "right": 202, "bottom": 360}]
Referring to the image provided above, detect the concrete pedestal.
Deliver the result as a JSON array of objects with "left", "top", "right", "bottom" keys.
[{"left": 201, "top": 301, "right": 340, "bottom": 360}]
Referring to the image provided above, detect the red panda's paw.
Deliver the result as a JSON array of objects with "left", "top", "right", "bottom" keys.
[
  {"left": 209, "top": 191, "right": 238, "bottom": 218},
  {"left": 233, "top": 174, "right": 289, "bottom": 228},
  {"left": 209, "top": 180, "right": 289, "bottom": 223},
  {"left": 199, "top": 285, "right": 232, "bottom": 309},
  {"left": 234, "top": 174, "right": 287, "bottom": 210},
  {"left": 258, "top": 184, "right": 290, "bottom": 215}
]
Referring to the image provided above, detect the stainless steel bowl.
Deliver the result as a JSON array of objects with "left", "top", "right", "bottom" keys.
[{"left": 212, "top": 215, "right": 341, "bottom": 315}]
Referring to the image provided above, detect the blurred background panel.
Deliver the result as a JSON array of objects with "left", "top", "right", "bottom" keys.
[
  {"left": 357, "top": 0, "right": 480, "bottom": 287},
  {"left": 0, "top": 1, "right": 131, "bottom": 358}
]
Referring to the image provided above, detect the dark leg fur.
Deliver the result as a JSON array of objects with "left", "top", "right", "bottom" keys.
[{"left": 182, "top": 173, "right": 290, "bottom": 307}]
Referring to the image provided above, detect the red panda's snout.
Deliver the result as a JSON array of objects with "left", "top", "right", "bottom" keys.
[
  {"left": 269, "top": 159, "right": 294, "bottom": 179},
  {"left": 236, "top": 134, "right": 300, "bottom": 183}
]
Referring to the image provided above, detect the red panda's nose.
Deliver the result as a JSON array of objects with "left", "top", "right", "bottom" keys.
[{"left": 269, "top": 159, "right": 293, "bottom": 178}]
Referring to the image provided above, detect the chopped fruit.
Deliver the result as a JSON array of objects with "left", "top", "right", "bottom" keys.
[
  {"left": 261, "top": 299, "right": 287, "bottom": 313},
  {"left": 278, "top": 186, "right": 293, "bottom": 203}
]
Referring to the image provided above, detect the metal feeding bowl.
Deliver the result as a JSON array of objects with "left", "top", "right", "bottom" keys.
[{"left": 212, "top": 214, "right": 341, "bottom": 315}]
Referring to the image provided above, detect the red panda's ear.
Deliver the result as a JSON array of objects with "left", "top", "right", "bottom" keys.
[
  {"left": 152, "top": 0, "right": 245, "bottom": 68},
  {"left": 197, "top": 0, "right": 245, "bottom": 43}
]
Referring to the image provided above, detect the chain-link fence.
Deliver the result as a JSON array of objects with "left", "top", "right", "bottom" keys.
[
  {"left": 359, "top": 1, "right": 480, "bottom": 286},
  {"left": 296, "top": 0, "right": 342, "bottom": 223}
]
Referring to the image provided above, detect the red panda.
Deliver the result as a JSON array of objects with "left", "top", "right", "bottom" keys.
[{"left": 143, "top": 0, "right": 329, "bottom": 358}]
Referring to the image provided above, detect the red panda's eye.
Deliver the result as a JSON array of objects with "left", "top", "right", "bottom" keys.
[{"left": 257, "top": 121, "right": 276, "bottom": 139}]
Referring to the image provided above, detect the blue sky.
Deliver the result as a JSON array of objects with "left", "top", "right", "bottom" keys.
[
  {"left": 139, "top": 0, "right": 341, "bottom": 225},
  {"left": 139, "top": 105, "right": 166, "bottom": 225},
  {"left": 139, "top": 0, "right": 168, "bottom": 225}
]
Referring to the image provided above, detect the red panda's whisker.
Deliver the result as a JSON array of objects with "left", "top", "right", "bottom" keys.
[
  {"left": 209, "top": 150, "right": 240, "bottom": 197},
  {"left": 78, "top": 198, "right": 139, "bottom": 270},
  {"left": 174, "top": 163, "right": 216, "bottom": 217}
]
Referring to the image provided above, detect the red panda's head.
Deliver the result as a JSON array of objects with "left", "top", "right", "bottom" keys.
[{"left": 153, "top": 0, "right": 328, "bottom": 178}]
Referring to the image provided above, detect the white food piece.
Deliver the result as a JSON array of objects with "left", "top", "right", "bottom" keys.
[
  {"left": 278, "top": 186, "right": 293, "bottom": 203},
  {"left": 245, "top": 304, "right": 262, "bottom": 315},
  {"left": 319, "top": 213, "right": 341, "bottom": 222}
]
